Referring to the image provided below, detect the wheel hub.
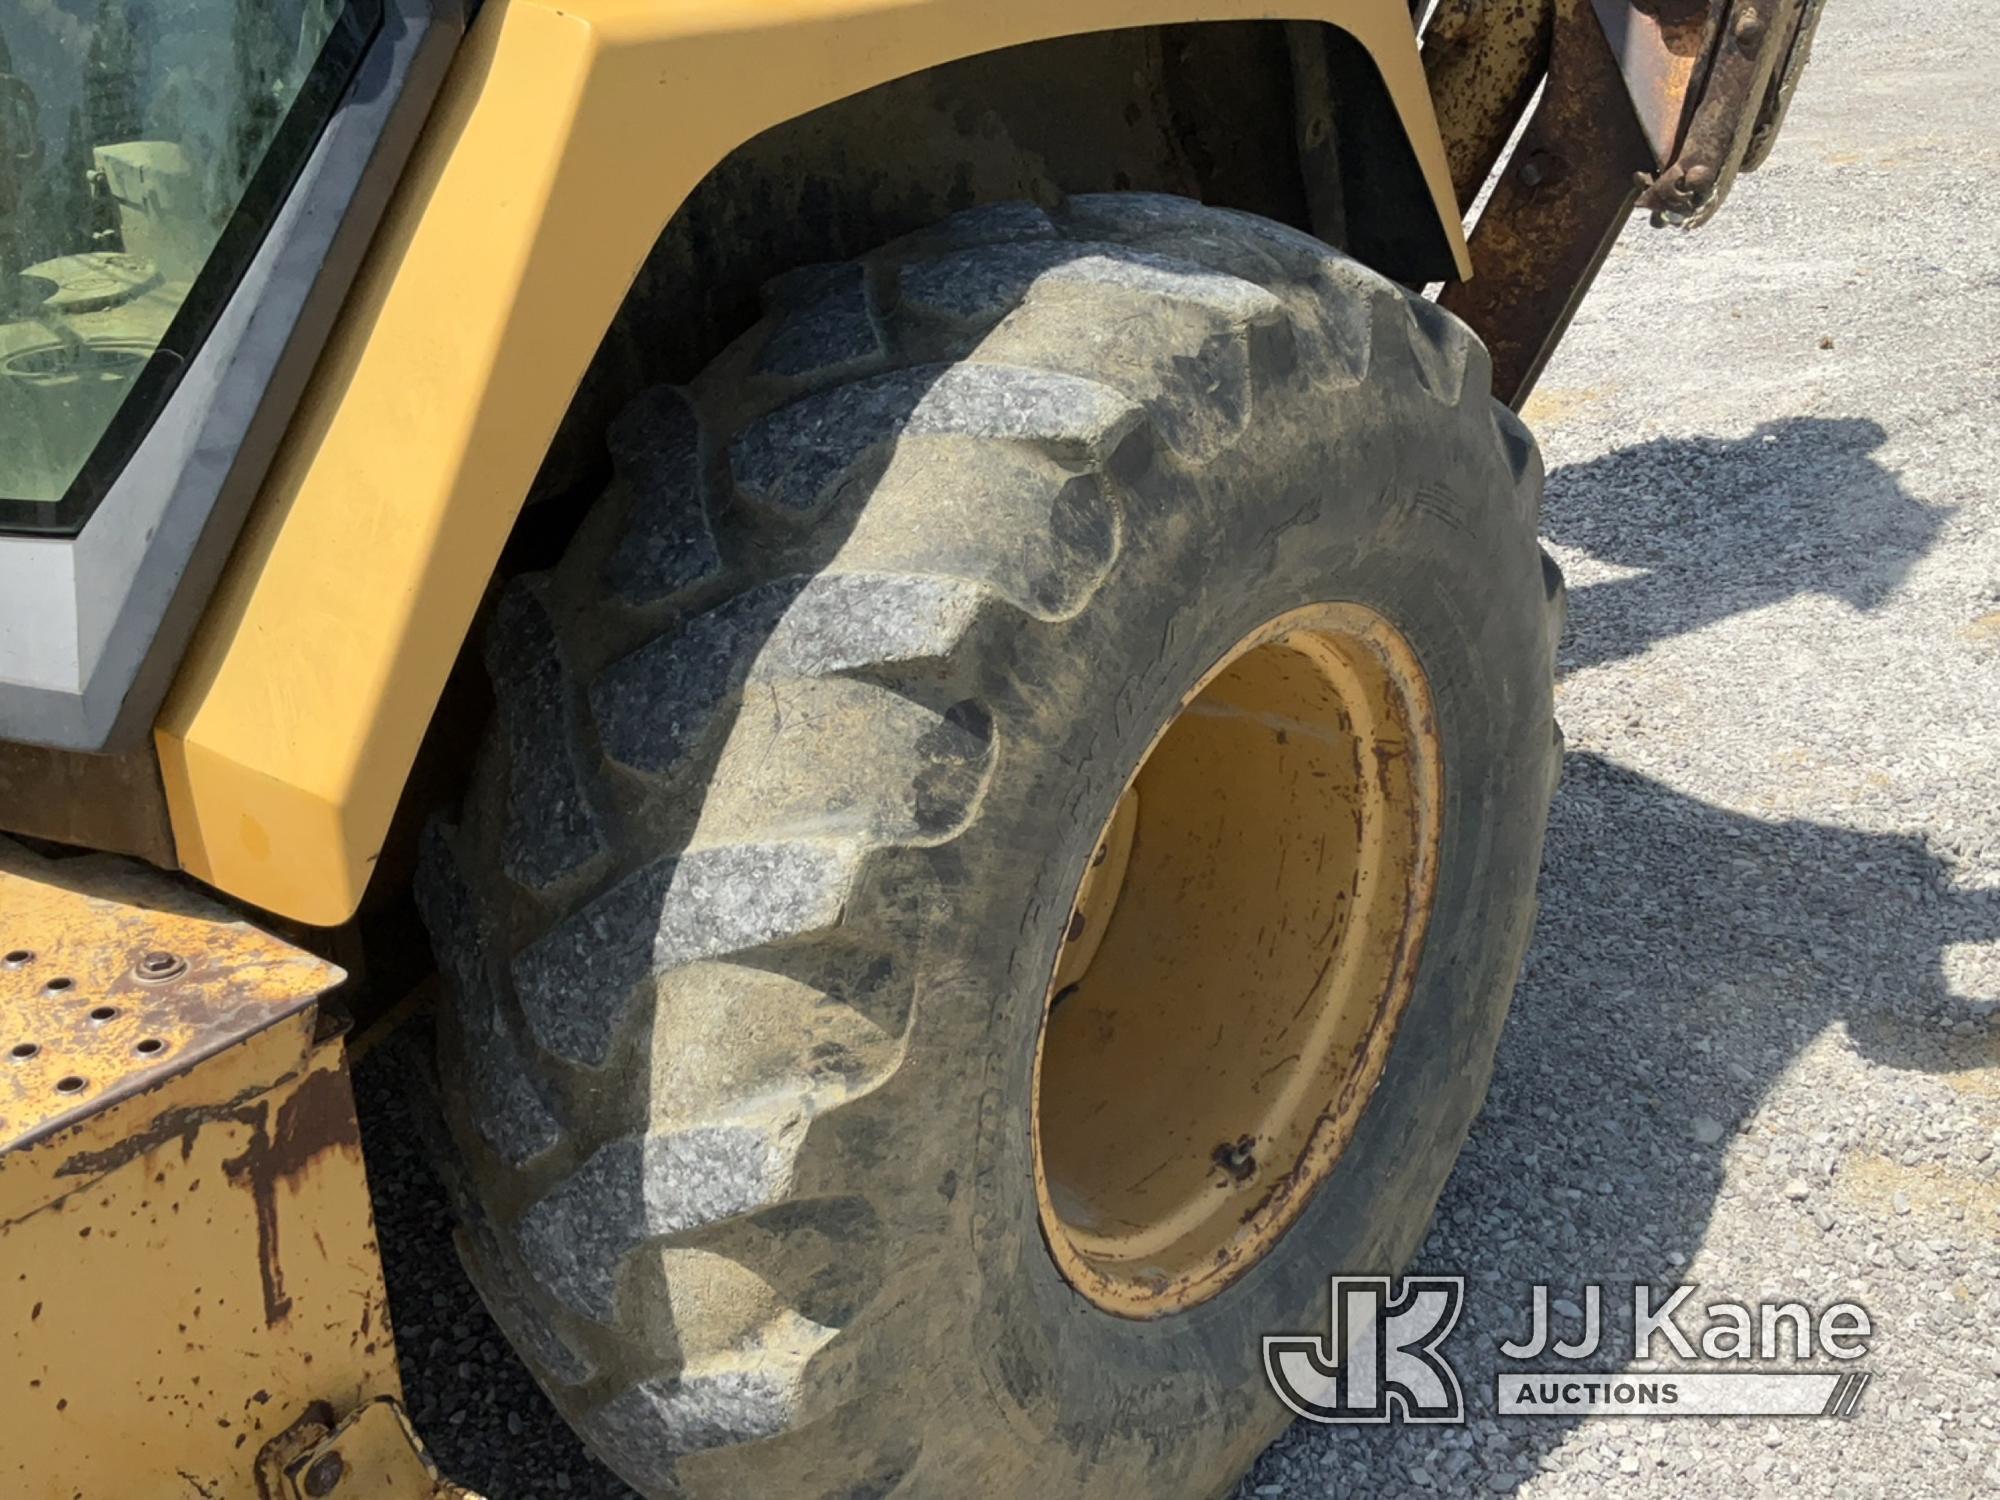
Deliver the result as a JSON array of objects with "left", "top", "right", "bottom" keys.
[{"left": 1031, "top": 602, "right": 1442, "bottom": 1317}]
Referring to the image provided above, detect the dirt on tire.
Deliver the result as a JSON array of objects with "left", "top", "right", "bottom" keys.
[{"left": 417, "top": 194, "right": 1561, "bottom": 1499}]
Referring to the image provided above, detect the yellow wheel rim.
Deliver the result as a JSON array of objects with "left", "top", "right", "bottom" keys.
[{"left": 1031, "top": 602, "right": 1442, "bottom": 1317}]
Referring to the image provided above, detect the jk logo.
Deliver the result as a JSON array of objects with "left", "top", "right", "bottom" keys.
[{"left": 1263, "top": 1276, "right": 1466, "bottom": 1424}]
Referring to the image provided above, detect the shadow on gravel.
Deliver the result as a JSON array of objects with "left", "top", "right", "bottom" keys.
[
  {"left": 1245, "top": 747, "right": 2000, "bottom": 1496},
  {"left": 1541, "top": 416, "right": 1949, "bottom": 673},
  {"left": 1249, "top": 414, "right": 1978, "bottom": 1499}
]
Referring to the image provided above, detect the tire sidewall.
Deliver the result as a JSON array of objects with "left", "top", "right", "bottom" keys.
[{"left": 899, "top": 384, "right": 1554, "bottom": 1485}]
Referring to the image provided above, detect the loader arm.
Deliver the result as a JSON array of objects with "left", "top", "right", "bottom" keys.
[{"left": 1432, "top": 0, "right": 1833, "bottom": 405}]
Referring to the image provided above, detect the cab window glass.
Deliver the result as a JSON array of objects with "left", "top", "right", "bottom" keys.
[{"left": 0, "top": 0, "right": 375, "bottom": 525}]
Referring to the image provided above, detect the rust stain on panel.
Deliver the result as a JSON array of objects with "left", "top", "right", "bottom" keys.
[{"left": 224, "top": 1065, "right": 366, "bottom": 1327}]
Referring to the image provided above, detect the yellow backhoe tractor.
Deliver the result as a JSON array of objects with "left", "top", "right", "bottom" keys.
[{"left": 0, "top": 0, "right": 1824, "bottom": 1494}]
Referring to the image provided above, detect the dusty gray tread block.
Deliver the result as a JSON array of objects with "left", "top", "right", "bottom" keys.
[
  {"left": 695, "top": 680, "right": 994, "bottom": 848},
  {"left": 413, "top": 821, "right": 489, "bottom": 1002},
  {"left": 1058, "top": 193, "right": 1397, "bottom": 327},
  {"left": 1400, "top": 294, "right": 1473, "bottom": 403},
  {"left": 591, "top": 573, "right": 987, "bottom": 777},
  {"left": 831, "top": 447, "right": 1118, "bottom": 620},
  {"left": 589, "top": 584, "right": 795, "bottom": 777},
  {"left": 604, "top": 388, "right": 724, "bottom": 608},
  {"left": 1060, "top": 191, "right": 1228, "bottom": 239},
  {"left": 730, "top": 363, "right": 1140, "bottom": 517},
  {"left": 1061, "top": 193, "right": 1350, "bottom": 269},
  {"left": 597, "top": 1369, "right": 796, "bottom": 1463},
  {"left": 762, "top": 259, "right": 861, "bottom": 312},
  {"left": 898, "top": 240, "right": 1281, "bottom": 329},
  {"left": 462, "top": 1009, "right": 564, "bottom": 1166},
  {"left": 755, "top": 263, "right": 885, "bottom": 381},
  {"left": 516, "top": 1127, "right": 790, "bottom": 1322},
  {"left": 484, "top": 582, "right": 608, "bottom": 890},
  {"left": 458, "top": 1220, "right": 599, "bottom": 1386},
  {"left": 756, "top": 572, "right": 988, "bottom": 679},
  {"left": 1494, "top": 403, "right": 1543, "bottom": 490},
  {"left": 513, "top": 840, "right": 861, "bottom": 1066},
  {"left": 918, "top": 200, "right": 1058, "bottom": 247},
  {"left": 414, "top": 825, "right": 565, "bottom": 1163}
]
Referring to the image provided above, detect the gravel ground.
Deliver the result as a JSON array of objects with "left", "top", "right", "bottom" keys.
[
  {"left": 1243, "top": 1, "right": 2000, "bottom": 1494},
  {"left": 359, "top": 1, "right": 2000, "bottom": 1492}
]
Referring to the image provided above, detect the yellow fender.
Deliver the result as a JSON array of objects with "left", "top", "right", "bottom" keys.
[{"left": 156, "top": 0, "right": 1469, "bottom": 924}]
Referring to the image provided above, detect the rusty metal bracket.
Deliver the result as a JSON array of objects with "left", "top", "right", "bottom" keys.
[
  {"left": 1634, "top": 0, "right": 1806, "bottom": 225},
  {"left": 1422, "top": 0, "right": 1560, "bottom": 213},
  {"left": 279, "top": 1397, "right": 485, "bottom": 1500},
  {"left": 1589, "top": 0, "right": 1723, "bottom": 170},
  {"left": 1438, "top": 0, "right": 1657, "bottom": 408},
  {"left": 1423, "top": 0, "right": 1826, "bottom": 406},
  {"left": 1742, "top": 0, "right": 1829, "bottom": 172}
]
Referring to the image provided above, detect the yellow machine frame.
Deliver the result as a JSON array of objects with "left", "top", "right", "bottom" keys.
[
  {"left": 152, "top": 0, "right": 1469, "bottom": 925},
  {"left": 0, "top": 842, "right": 467, "bottom": 1496}
]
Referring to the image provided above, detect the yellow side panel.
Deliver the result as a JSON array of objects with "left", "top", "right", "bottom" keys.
[
  {"left": 0, "top": 841, "right": 402, "bottom": 1496},
  {"left": 155, "top": 0, "right": 1468, "bottom": 925}
]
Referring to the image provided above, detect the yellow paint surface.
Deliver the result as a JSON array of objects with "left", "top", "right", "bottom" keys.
[
  {"left": 0, "top": 843, "right": 402, "bottom": 1496},
  {"left": 155, "top": 0, "right": 1466, "bottom": 924}
]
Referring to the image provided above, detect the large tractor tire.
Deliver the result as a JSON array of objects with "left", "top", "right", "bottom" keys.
[{"left": 418, "top": 194, "right": 1561, "bottom": 1498}]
